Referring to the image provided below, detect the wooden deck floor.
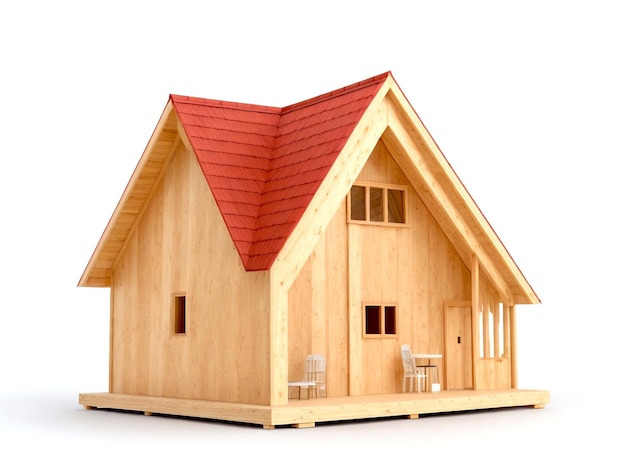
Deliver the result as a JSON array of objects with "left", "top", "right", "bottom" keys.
[{"left": 79, "top": 389, "right": 550, "bottom": 429}]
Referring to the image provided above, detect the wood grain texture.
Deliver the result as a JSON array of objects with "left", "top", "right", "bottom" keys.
[{"left": 79, "top": 389, "right": 550, "bottom": 429}]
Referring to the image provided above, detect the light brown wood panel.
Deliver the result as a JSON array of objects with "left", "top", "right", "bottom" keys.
[
  {"left": 110, "top": 144, "right": 272, "bottom": 405},
  {"left": 323, "top": 211, "right": 349, "bottom": 397},
  {"left": 80, "top": 388, "right": 550, "bottom": 429},
  {"left": 287, "top": 139, "right": 472, "bottom": 396},
  {"left": 445, "top": 302, "right": 473, "bottom": 390},
  {"left": 471, "top": 270, "right": 513, "bottom": 390},
  {"left": 288, "top": 259, "right": 313, "bottom": 381},
  {"left": 495, "top": 358, "right": 512, "bottom": 389},
  {"left": 347, "top": 224, "right": 363, "bottom": 395},
  {"left": 287, "top": 200, "right": 350, "bottom": 398}
]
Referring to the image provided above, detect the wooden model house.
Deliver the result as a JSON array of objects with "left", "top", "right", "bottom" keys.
[{"left": 78, "top": 72, "right": 549, "bottom": 428}]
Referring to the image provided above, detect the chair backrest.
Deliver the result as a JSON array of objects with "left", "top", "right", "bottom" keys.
[
  {"left": 304, "top": 354, "right": 326, "bottom": 385},
  {"left": 400, "top": 344, "right": 415, "bottom": 374}
]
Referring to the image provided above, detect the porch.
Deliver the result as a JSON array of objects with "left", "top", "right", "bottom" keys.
[{"left": 79, "top": 389, "right": 550, "bottom": 429}]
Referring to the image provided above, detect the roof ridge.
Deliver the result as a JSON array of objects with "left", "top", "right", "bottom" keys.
[
  {"left": 169, "top": 72, "right": 392, "bottom": 114},
  {"left": 280, "top": 72, "right": 392, "bottom": 113},
  {"left": 170, "top": 94, "right": 281, "bottom": 114}
]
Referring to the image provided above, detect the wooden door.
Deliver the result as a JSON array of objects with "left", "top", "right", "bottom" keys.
[{"left": 445, "top": 303, "right": 473, "bottom": 390}]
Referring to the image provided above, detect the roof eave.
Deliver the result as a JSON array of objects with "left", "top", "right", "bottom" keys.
[
  {"left": 78, "top": 100, "right": 179, "bottom": 288},
  {"left": 383, "top": 79, "right": 540, "bottom": 306}
]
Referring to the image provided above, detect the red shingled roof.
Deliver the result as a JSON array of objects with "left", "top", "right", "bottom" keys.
[{"left": 171, "top": 72, "right": 390, "bottom": 270}]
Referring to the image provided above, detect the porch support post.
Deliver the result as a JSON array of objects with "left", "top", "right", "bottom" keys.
[
  {"left": 269, "top": 271, "right": 289, "bottom": 406},
  {"left": 510, "top": 304, "right": 518, "bottom": 388},
  {"left": 109, "top": 279, "right": 114, "bottom": 393},
  {"left": 471, "top": 253, "right": 480, "bottom": 390}
]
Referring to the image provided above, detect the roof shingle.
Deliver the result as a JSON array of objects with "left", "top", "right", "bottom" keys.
[{"left": 170, "top": 72, "right": 390, "bottom": 270}]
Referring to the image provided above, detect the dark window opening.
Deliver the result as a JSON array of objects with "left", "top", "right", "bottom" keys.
[
  {"left": 350, "top": 185, "right": 366, "bottom": 221},
  {"left": 370, "top": 187, "right": 384, "bottom": 222},
  {"left": 173, "top": 295, "right": 186, "bottom": 334},
  {"left": 364, "top": 304, "right": 398, "bottom": 337},
  {"left": 384, "top": 306, "right": 397, "bottom": 334},
  {"left": 365, "top": 305, "right": 381, "bottom": 334},
  {"left": 387, "top": 189, "right": 405, "bottom": 223}
]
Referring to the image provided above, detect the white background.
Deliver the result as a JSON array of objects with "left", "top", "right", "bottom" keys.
[{"left": 1, "top": 1, "right": 623, "bottom": 468}]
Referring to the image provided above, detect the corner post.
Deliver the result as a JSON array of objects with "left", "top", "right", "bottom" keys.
[
  {"left": 471, "top": 253, "right": 480, "bottom": 390},
  {"left": 509, "top": 304, "right": 518, "bottom": 388}
]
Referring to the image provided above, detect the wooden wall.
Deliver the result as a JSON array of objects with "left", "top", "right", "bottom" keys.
[
  {"left": 287, "top": 201, "right": 350, "bottom": 397},
  {"left": 108, "top": 132, "right": 510, "bottom": 404},
  {"left": 474, "top": 271, "right": 513, "bottom": 390},
  {"left": 110, "top": 141, "right": 272, "bottom": 405},
  {"left": 288, "top": 141, "right": 471, "bottom": 396}
]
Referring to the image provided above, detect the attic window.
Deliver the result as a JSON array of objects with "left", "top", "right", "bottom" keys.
[
  {"left": 349, "top": 183, "right": 406, "bottom": 225},
  {"left": 363, "top": 304, "right": 397, "bottom": 338},
  {"left": 172, "top": 294, "right": 187, "bottom": 335}
]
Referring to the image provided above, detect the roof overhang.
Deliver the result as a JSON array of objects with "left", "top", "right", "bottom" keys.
[
  {"left": 78, "top": 101, "right": 180, "bottom": 287},
  {"left": 273, "top": 75, "right": 539, "bottom": 305},
  {"left": 79, "top": 74, "right": 539, "bottom": 306}
]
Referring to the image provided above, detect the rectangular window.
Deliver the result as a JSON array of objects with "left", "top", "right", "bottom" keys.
[
  {"left": 350, "top": 185, "right": 366, "bottom": 221},
  {"left": 369, "top": 187, "right": 384, "bottom": 222},
  {"left": 363, "top": 303, "right": 398, "bottom": 338},
  {"left": 348, "top": 182, "right": 407, "bottom": 225},
  {"left": 365, "top": 305, "right": 381, "bottom": 334},
  {"left": 387, "top": 189, "right": 405, "bottom": 223},
  {"left": 172, "top": 294, "right": 186, "bottom": 335},
  {"left": 384, "top": 306, "right": 397, "bottom": 334},
  {"left": 479, "top": 301, "right": 510, "bottom": 359}
]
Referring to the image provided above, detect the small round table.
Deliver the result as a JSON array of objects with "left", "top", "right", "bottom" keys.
[{"left": 411, "top": 353, "right": 442, "bottom": 392}]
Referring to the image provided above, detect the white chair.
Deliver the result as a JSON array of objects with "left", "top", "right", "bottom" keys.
[
  {"left": 304, "top": 354, "right": 326, "bottom": 398},
  {"left": 401, "top": 344, "right": 427, "bottom": 393},
  {"left": 288, "top": 354, "right": 326, "bottom": 399}
]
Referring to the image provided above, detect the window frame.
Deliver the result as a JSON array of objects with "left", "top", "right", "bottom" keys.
[
  {"left": 478, "top": 301, "right": 510, "bottom": 359},
  {"left": 348, "top": 181, "right": 408, "bottom": 226},
  {"left": 171, "top": 293, "right": 187, "bottom": 336},
  {"left": 362, "top": 303, "right": 398, "bottom": 338}
]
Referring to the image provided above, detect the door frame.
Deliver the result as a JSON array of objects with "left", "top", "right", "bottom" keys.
[{"left": 444, "top": 300, "right": 473, "bottom": 390}]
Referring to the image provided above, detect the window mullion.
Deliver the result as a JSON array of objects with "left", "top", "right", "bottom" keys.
[
  {"left": 383, "top": 188, "right": 388, "bottom": 223},
  {"left": 365, "top": 186, "right": 370, "bottom": 221}
]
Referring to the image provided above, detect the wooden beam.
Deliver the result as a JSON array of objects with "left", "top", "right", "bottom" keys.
[
  {"left": 108, "top": 286, "right": 114, "bottom": 393},
  {"left": 510, "top": 305, "right": 518, "bottom": 388},
  {"left": 384, "top": 103, "right": 512, "bottom": 302},
  {"left": 78, "top": 101, "right": 178, "bottom": 287},
  {"left": 78, "top": 389, "right": 550, "bottom": 429},
  {"left": 110, "top": 134, "right": 181, "bottom": 272},
  {"left": 385, "top": 82, "right": 538, "bottom": 305},
  {"left": 177, "top": 119, "right": 191, "bottom": 150},
  {"left": 471, "top": 254, "right": 480, "bottom": 390},
  {"left": 347, "top": 224, "right": 363, "bottom": 396},
  {"left": 269, "top": 271, "right": 289, "bottom": 406},
  {"left": 292, "top": 422, "right": 315, "bottom": 428},
  {"left": 272, "top": 77, "right": 392, "bottom": 292}
]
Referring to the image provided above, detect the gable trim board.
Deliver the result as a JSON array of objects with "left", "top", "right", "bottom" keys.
[{"left": 79, "top": 72, "right": 538, "bottom": 307}]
